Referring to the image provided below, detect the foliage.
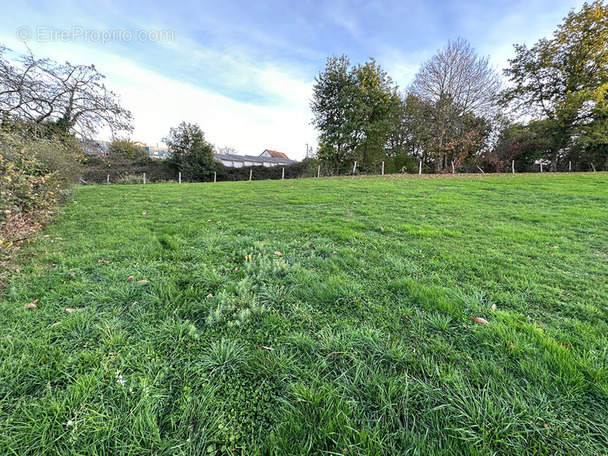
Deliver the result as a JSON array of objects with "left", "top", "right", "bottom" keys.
[
  {"left": 108, "top": 139, "right": 149, "bottom": 160},
  {"left": 214, "top": 159, "right": 312, "bottom": 182},
  {"left": 164, "top": 122, "right": 216, "bottom": 181},
  {"left": 486, "top": 120, "right": 553, "bottom": 172},
  {"left": 0, "top": 46, "right": 132, "bottom": 138},
  {"left": 503, "top": 1, "right": 608, "bottom": 169},
  {"left": 408, "top": 38, "right": 500, "bottom": 172},
  {"left": 0, "top": 129, "right": 81, "bottom": 239},
  {"left": 1, "top": 174, "right": 607, "bottom": 454},
  {"left": 311, "top": 56, "right": 401, "bottom": 173},
  {"left": 80, "top": 153, "right": 177, "bottom": 184}
]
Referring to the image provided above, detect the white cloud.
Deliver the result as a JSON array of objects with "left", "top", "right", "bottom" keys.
[{"left": 0, "top": 31, "right": 317, "bottom": 160}]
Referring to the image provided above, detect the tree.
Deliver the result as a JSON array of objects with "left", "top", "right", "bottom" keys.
[
  {"left": 410, "top": 37, "right": 501, "bottom": 118},
  {"left": 483, "top": 120, "right": 550, "bottom": 172},
  {"left": 217, "top": 146, "right": 238, "bottom": 155},
  {"left": 503, "top": 1, "right": 608, "bottom": 170},
  {"left": 108, "top": 139, "right": 149, "bottom": 161},
  {"left": 163, "top": 122, "right": 215, "bottom": 180},
  {"left": 409, "top": 38, "right": 500, "bottom": 171},
  {"left": 0, "top": 46, "right": 132, "bottom": 138},
  {"left": 311, "top": 55, "right": 401, "bottom": 173}
]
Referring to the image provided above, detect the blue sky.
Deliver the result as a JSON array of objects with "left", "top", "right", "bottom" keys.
[{"left": 1, "top": 0, "right": 585, "bottom": 160}]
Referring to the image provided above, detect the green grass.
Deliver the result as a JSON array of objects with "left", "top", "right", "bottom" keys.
[{"left": 1, "top": 173, "right": 607, "bottom": 455}]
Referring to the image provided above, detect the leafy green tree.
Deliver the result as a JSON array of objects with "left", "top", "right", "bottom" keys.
[
  {"left": 163, "top": 122, "right": 215, "bottom": 180},
  {"left": 503, "top": 1, "right": 608, "bottom": 170},
  {"left": 311, "top": 56, "right": 401, "bottom": 174},
  {"left": 108, "top": 139, "right": 149, "bottom": 161},
  {"left": 484, "top": 120, "right": 551, "bottom": 172}
]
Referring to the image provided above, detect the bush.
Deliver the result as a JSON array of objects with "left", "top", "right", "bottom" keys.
[
  {"left": 0, "top": 131, "right": 81, "bottom": 236},
  {"left": 80, "top": 155, "right": 177, "bottom": 184},
  {"left": 214, "top": 158, "right": 314, "bottom": 182}
]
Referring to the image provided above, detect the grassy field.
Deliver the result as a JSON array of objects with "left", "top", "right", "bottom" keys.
[{"left": 1, "top": 173, "right": 607, "bottom": 455}]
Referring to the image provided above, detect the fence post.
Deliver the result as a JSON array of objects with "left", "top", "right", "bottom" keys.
[
  {"left": 143, "top": 173, "right": 146, "bottom": 184},
  {"left": 107, "top": 174, "right": 110, "bottom": 185},
  {"left": 282, "top": 167, "right": 285, "bottom": 180},
  {"left": 317, "top": 165, "right": 320, "bottom": 178},
  {"left": 381, "top": 161, "right": 385, "bottom": 175},
  {"left": 540, "top": 163, "right": 543, "bottom": 173},
  {"left": 451, "top": 161, "right": 455, "bottom": 174},
  {"left": 569, "top": 161, "right": 572, "bottom": 172},
  {"left": 353, "top": 161, "right": 357, "bottom": 174},
  {"left": 178, "top": 172, "right": 181, "bottom": 184},
  {"left": 419, "top": 161, "right": 422, "bottom": 175},
  {"left": 214, "top": 172, "right": 217, "bottom": 183},
  {"left": 512, "top": 160, "right": 515, "bottom": 173},
  {"left": 249, "top": 169, "right": 252, "bottom": 181}
]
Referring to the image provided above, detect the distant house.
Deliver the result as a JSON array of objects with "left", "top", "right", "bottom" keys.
[
  {"left": 81, "top": 139, "right": 110, "bottom": 156},
  {"left": 146, "top": 146, "right": 171, "bottom": 159},
  {"left": 260, "top": 149, "right": 290, "bottom": 160},
  {"left": 214, "top": 150, "right": 295, "bottom": 168}
]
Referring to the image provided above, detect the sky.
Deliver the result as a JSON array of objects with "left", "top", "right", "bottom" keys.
[{"left": 0, "top": 0, "right": 586, "bottom": 160}]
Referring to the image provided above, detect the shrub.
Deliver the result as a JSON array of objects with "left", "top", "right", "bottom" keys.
[{"left": 0, "top": 131, "right": 81, "bottom": 237}]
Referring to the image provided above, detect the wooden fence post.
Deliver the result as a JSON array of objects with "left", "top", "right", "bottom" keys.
[
  {"left": 249, "top": 169, "right": 252, "bottom": 181},
  {"left": 451, "top": 161, "right": 455, "bottom": 173},
  {"left": 381, "top": 161, "right": 385, "bottom": 175},
  {"left": 353, "top": 161, "right": 357, "bottom": 174},
  {"left": 178, "top": 172, "right": 181, "bottom": 184},
  {"left": 214, "top": 172, "right": 217, "bottom": 183},
  {"left": 143, "top": 173, "right": 146, "bottom": 184},
  {"left": 419, "top": 161, "right": 422, "bottom": 175},
  {"left": 107, "top": 174, "right": 110, "bottom": 185},
  {"left": 512, "top": 160, "right": 515, "bottom": 173},
  {"left": 282, "top": 167, "right": 285, "bottom": 180},
  {"left": 317, "top": 165, "right": 320, "bottom": 178}
]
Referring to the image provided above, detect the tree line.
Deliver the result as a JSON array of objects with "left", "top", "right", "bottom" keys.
[{"left": 311, "top": 1, "right": 608, "bottom": 174}]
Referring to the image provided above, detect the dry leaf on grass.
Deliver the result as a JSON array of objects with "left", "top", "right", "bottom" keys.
[
  {"left": 257, "top": 345, "right": 274, "bottom": 351},
  {"left": 99, "top": 260, "right": 110, "bottom": 264},
  {"left": 25, "top": 299, "right": 38, "bottom": 309},
  {"left": 491, "top": 304, "right": 497, "bottom": 311},
  {"left": 274, "top": 251, "right": 282, "bottom": 257},
  {"left": 508, "top": 342, "right": 515, "bottom": 349},
  {"left": 136, "top": 280, "right": 149, "bottom": 284},
  {"left": 470, "top": 316, "right": 490, "bottom": 325},
  {"left": 65, "top": 308, "right": 74, "bottom": 314},
  {"left": 127, "top": 276, "right": 135, "bottom": 281}
]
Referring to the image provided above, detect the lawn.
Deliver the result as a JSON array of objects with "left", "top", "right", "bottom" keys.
[{"left": 1, "top": 173, "right": 607, "bottom": 455}]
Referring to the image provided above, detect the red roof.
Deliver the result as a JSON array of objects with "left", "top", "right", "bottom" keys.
[{"left": 263, "top": 150, "right": 289, "bottom": 159}]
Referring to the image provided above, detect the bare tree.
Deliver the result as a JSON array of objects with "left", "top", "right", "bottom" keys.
[
  {"left": 0, "top": 45, "right": 132, "bottom": 138},
  {"left": 409, "top": 37, "right": 501, "bottom": 117},
  {"left": 217, "top": 146, "right": 238, "bottom": 155}
]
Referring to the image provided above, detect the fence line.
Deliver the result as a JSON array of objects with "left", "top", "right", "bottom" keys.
[{"left": 94, "top": 160, "right": 603, "bottom": 185}]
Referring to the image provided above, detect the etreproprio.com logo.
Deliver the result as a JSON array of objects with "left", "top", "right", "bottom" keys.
[{"left": 16, "top": 26, "right": 175, "bottom": 45}]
